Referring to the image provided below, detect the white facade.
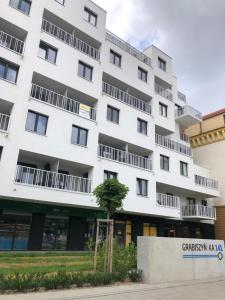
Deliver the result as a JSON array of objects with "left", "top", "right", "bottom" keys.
[{"left": 0, "top": 0, "right": 219, "bottom": 225}]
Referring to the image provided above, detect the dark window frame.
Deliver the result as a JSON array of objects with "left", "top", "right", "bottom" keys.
[
  {"left": 71, "top": 125, "right": 88, "bottom": 146},
  {"left": 159, "top": 102, "right": 168, "bottom": 117},
  {"left": 137, "top": 178, "right": 148, "bottom": 196},
  {"left": 55, "top": 0, "right": 65, "bottom": 5},
  {"left": 10, "top": 0, "right": 32, "bottom": 15},
  {"left": 0, "top": 59, "right": 19, "bottom": 83},
  {"left": 38, "top": 41, "right": 58, "bottom": 64},
  {"left": 25, "top": 110, "right": 48, "bottom": 135},
  {"left": 84, "top": 7, "right": 98, "bottom": 27},
  {"left": 138, "top": 67, "right": 148, "bottom": 82},
  {"left": 78, "top": 61, "right": 93, "bottom": 81},
  {"left": 180, "top": 161, "right": 188, "bottom": 176},
  {"left": 158, "top": 57, "right": 167, "bottom": 71},
  {"left": 107, "top": 105, "right": 120, "bottom": 124},
  {"left": 0, "top": 146, "right": 3, "bottom": 160},
  {"left": 137, "top": 118, "right": 147, "bottom": 135},
  {"left": 104, "top": 170, "right": 118, "bottom": 180},
  {"left": 160, "top": 154, "right": 170, "bottom": 171},
  {"left": 110, "top": 50, "right": 122, "bottom": 67}
]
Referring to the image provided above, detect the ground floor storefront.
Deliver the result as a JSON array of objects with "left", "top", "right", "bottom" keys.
[{"left": 0, "top": 199, "right": 215, "bottom": 251}]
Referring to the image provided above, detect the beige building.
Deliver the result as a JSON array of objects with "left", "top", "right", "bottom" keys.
[{"left": 187, "top": 108, "right": 225, "bottom": 240}]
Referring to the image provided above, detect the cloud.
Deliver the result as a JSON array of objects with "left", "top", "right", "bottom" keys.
[{"left": 93, "top": 0, "right": 225, "bottom": 114}]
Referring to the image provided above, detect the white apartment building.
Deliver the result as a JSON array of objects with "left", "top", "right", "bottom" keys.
[{"left": 0, "top": 0, "right": 220, "bottom": 251}]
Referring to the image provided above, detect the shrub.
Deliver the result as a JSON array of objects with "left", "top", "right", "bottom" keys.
[{"left": 128, "top": 269, "right": 143, "bottom": 282}]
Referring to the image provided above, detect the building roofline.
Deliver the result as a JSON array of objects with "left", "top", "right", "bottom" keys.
[{"left": 203, "top": 108, "right": 225, "bottom": 120}]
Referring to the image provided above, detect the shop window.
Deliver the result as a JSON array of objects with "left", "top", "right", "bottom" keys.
[{"left": 143, "top": 223, "right": 157, "bottom": 236}]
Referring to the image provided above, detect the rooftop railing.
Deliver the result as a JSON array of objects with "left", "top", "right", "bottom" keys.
[
  {"left": 157, "top": 193, "right": 180, "bottom": 209},
  {"left": 0, "top": 30, "right": 24, "bottom": 55},
  {"left": 105, "top": 30, "right": 151, "bottom": 67},
  {"left": 30, "top": 83, "right": 96, "bottom": 121},
  {"left": 182, "top": 204, "right": 216, "bottom": 219},
  {"left": 102, "top": 82, "right": 151, "bottom": 115},
  {"left": 195, "top": 174, "right": 219, "bottom": 190},
  {"left": 177, "top": 91, "right": 186, "bottom": 102},
  {"left": 98, "top": 144, "right": 152, "bottom": 171},
  {"left": 0, "top": 113, "right": 10, "bottom": 133},
  {"left": 15, "top": 165, "right": 92, "bottom": 194},
  {"left": 42, "top": 19, "right": 100, "bottom": 61},
  {"left": 175, "top": 105, "right": 202, "bottom": 120},
  {"left": 155, "top": 83, "right": 173, "bottom": 101},
  {"left": 155, "top": 134, "right": 192, "bottom": 156}
]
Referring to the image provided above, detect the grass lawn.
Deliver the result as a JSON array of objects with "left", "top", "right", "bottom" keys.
[{"left": 0, "top": 252, "right": 94, "bottom": 275}]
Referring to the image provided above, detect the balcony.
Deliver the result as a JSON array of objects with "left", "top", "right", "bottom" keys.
[
  {"left": 182, "top": 205, "right": 216, "bottom": 220},
  {"left": 195, "top": 174, "right": 219, "bottom": 190},
  {"left": 0, "top": 30, "right": 25, "bottom": 55},
  {"left": 155, "top": 134, "right": 192, "bottom": 156},
  {"left": 157, "top": 193, "right": 180, "bottom": 209},
  {"left": 98, "top": 144, "right": 152, "bottom": 171},
  {"left": 175, "top": 105, "right": 202, "bottom": 128},
  {"left": 177, "top": 91, "right": 186, "bottom": 102},
  {"left": 155, "top": 83, "right": 173, "bottom": 101},
  {"left": 105, "top": 30, "right": 151, "bottom": 67},
  {"left": 102, "top": 82, "right": 151, "bottom": 115},
  {"left": 41, "top": 19, "right": 100, "bottom": 61},
  {"left": 30, "top": 83, "right": 96, "bottom": 121}
]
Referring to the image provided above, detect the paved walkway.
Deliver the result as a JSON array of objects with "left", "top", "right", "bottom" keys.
[{"left": 1, "top": 277, "right": 225, "bottom": 300}]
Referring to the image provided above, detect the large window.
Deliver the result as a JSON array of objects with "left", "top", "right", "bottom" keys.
[
  {"left": 9, "top": 0, "right": 31, "bottom": 15},
  {"left": 159, "top": 102, "right": 168, "bottom": 117},
  {"left": 25, "top": 111, "right": 48, "bottom": 135},
  {"left": 104, "top": 170, "right": 118, "bottom": 180},
  {"left": 78, "top": 61, "right": 93, "bottom": 81},
  {"left": 71, "top": 125, "right": 88, "bottom": 146},
  {"left": 0, "top": 214, "right": 31, "bottom": 250},
  {"left": 137, "top": 178, "right": 148, "bottom": 196},
  {"left": 0, "top": 59, "right": 18, "bottom": 83},
  {"left": 160, "top": 154, "right": 169, "bottom": 171},
  {"left": 84, "top": 7, "right": 97, "bottom": 26},
  {"left": 138, "top": 67, "right": 148, "bottom": 82},
  {"left": 158, "top": 57, "right": 166, "bottom": 71},
  {"left": 38, "top": 41, "right": 58, "bottom": 64},
  {"left": 180, "top": 161, "right": 188, "bottom": 176},
  {"left": 137, "top": 118, "right": 147, "bottom": 135},
  {"left": 110, "top": 50, "right": 121, "bottom": 67},
  {"left": 107, "top": 105, "right": 120, "bottom": 124},
  {"left": 42, "top": 217, "right": 68, "bottom": 250}
]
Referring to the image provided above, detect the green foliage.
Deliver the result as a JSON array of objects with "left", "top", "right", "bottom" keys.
[
  {"left": 128, "top": 269, "right": 143, "bottom": 282},
  {"left": 93, "top": 179, "right": 129, "bottom": 218}
]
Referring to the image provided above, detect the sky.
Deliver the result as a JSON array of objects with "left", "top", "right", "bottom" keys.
[{"left": 92, "top": 0, "right": 225, "bottom": 115}]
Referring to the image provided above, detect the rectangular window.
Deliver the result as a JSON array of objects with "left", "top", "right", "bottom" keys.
[
  {"left": 78, "top": 61, "right": 93, "bottom": 81},
  {"left": 107, "top": 105, "right": 120, "bottom": 124},
  {"left": 138, "top": 67, "right": 148, "bottom": 82},
  {"left": 137, "top": 118, "right": 147, "bottom": 135},
  {"left": 137, "top": 178, "right": 148, "bottom": 196},
  {"left": 110, "top": 50, "right": 121, "bottom": 67},
  {"left": 9, "top": 0, "right": 31, "bottom": 15},
  {"left": 84, "top": 7, "right": 97, "bottom": 26},
  {"left": 0, "top": 146, "right": 3, "bottom": 160},
  {"left": 158, "top": 57, "right": 166, "bottom": 71},
  {"left": 160, "top": 154, "right": 169, "bottom": 171},
  {"left": 104, "top": 170, "right": 118, "bottom": 180},
  {"left": 0, "top": 59, "right": 18, "bottom": 83},
  {"left": 201, "top": 200, "right": 207, "bottom": 206},
  {"left": 159, "top": 102, "right": 168, "bottom": 117},
  {"left": 25, "top": 111, "right": 48, "bottom": 135},
  {"left": 71, "top": 125, "right": 88, "bottom": 146},
  {"left": 38, "top": 41, "right": 58, "bottom": 64},
  {"left": 187, "top": 197, "right": 196, "bottom": 205},
  {"left": 180, "top": 161, "right": 188, "bottom": 176}
]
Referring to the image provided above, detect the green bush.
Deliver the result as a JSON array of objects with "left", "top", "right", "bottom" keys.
[{"left": 128, "top": 269, "right": 143, "bottom": 282}]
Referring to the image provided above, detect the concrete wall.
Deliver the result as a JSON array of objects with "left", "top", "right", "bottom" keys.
[{"left": 137, "top": 236, "right": 225, "bottom": 283}]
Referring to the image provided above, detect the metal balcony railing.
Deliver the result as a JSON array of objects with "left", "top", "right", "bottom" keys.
[
  {"left": 157, "top": 193, "right": 180, "bottom": 209},
  {"left": 0, "top": 30, "right": 24, "bottom": 55},
  {"left": 30, "top": 83, "right": 96, "bottom": 121},
  {"left": 175, "top": 105, "right": 202, "bottom": 120},
  {"left": 0, "top": 113, "right": 10, "bottom": 133},
  {"left": 105, "top": 30, "right": 151, "bottom": 67},
  {"left": 177, "top": 91, "right": 186, "bottom": 102},
  {"left": 195, "top": 174, "right": 219, "bottom": 190},
  {"left": 98, "top": 144, "right": 152, "bottom": 171},
  {"left": 182, "top": 205, "right": 216, "bottom": 219},
  {"left": 155, "top": 83, "right": 173, "bottom": 101},
  {"left": 15, "top": 165, "right": 92, "bottom": 194},
  {"left": 155, "top": 134, "right": 192, "bottom": 156},
  {"left": 42, "top": 19, "right": 100, "bottom": 61},
  {"left": 102, "top": 82, "right": 151, "bottom": 115}
]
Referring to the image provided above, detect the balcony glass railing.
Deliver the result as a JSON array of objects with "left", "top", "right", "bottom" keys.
[
  {"left": 157, "top": 193, "right": 180, "bottom": 209},
  {"left": 15, "top": 165, "right": 92, "bottom": 194},
  {"left": 42, "top": 19, "right": 100, "bottom": 61},
  {"left": 102, "top": 82, "right": 151, "bottom": 115},
  {"left": 182, "top": 205, "right": 216, "bottom": 219},
  {"left": 0, "top": 30, "right": 24, "bottom": 55},
  {"left": 98, "top": 144, "right": 152, "bottom": 171},
  {"left": 30, "top": 83, "right": 96, "bottom": 121},
  {"left": 155, "top": 83, "right": 173, "bottom": 101},
  {"left": 155, "top": 134, "right": 192, "bottom": 156},
  {"left": 0, "top": 113, "right": 10, "bottom": 133},
  {"left": 195, "top": 174, "right": 219, "bottom": 190},
  {"left": 175, "top": 105, "right": 202, "bottom": 120}
]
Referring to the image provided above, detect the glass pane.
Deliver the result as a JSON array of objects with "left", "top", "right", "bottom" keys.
[
  {"left": 90, "top": 14, "right": 97, "bottom": 26},
  {"left": 107, "top": 106, "right": 112, "bottom": 121},
  {"left": 71, "top": 126, "right": 79, "bottom": 144},
  {"left": 79, "top": 128, "right": 87, "bottom": 146},
  {"left": 13, "top": 216, "right": 31, "bottom": 250},
  {"left": 38, "top": 46, "right": 47, "bottom": 60},
  {"left": 78, "top": 63, "right": 84, "bottom": 77},
  {"left": 84, "top": 10, "right": 89, "bottom": 22},
  {"left": 112, "top": 109, "right": 119, "bottom": 123},
  {"left": 48, "top": 48, "right": 57, "bottom": 63},
  {"left": 25, "top": 111, "right": 36, "bottom": 131},
  {"left": 6, "top": 66, "right": 17, "bottom": 83},
  {"left": 37, "top": 115, "right": 48, "bottom": 135},
  {"left": 110, "top": 52, "right": 114, "bottom": 64},
  {"left": 0, "top": 62, "right": 5, "bottom": 79},
  {"left": 20, "top": 0, "right": 30, "bottom": 14},
  {"left": 137, "top": 179, "right": 141, "bottom": 194},
  {"left": 85, "top": 66, "right": 92, "bottom": 81}
]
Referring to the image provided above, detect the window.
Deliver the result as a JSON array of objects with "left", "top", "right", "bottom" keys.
[
  {"left": 38, "top": 41, "right": 57, "bottom": 64},
  {"left": 0, "top": 146, "right": 3, "bottom": 160},
  {"left": 159, "top": 102, "right": 168, "bottom": 117},
  {"left": 104, "top": 170, "right": 118, "bottom": 180},
  {"left": 9, "top": 0, "right": 31, "bottom": 15},
  {"left": 107, "top": 105, "right": 120, "bottom": 124},
  {"left": 25, "top": 111, "right": 48, "bottom": 135},
  {"left": 137, "top": 178, "right": 148, "bottom": 196},
  {"left": 158, "top": 57, "right": 166, "bottom": 71},
  {"left": 110, "top": 50, "right": 121, "bottom": 67},
  {"left": 0, "top": 59, "right": 18, "bottom": 83},
  {"left": 160, "top": 154, "right": 169, "bottom": 171},
  {"left": 71, "top": 125, "right": 88, "bottom": 146},
  {"left": 55, "top": 0, "right": 65, "bottom": 5},
  {"left": 84, "top": 7, "right": 97, "bottom": 26},
  {"left": 137, "top": 118, "right": 147, "bottom": 135},
  {"left": 180, "top": 161, "right": 188, "bottom": 176},
  {"left": 187, "top": 197, "right": 196, "bottom": 205},
  {"left": 78, "top": 61, "right": 93, "bottom": 81},
  {"left": 201, "top": 200, "right": 208, "bottom": 206},
  {"left": 138, "top": 67, "right": 148, "bottom": 82}
]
